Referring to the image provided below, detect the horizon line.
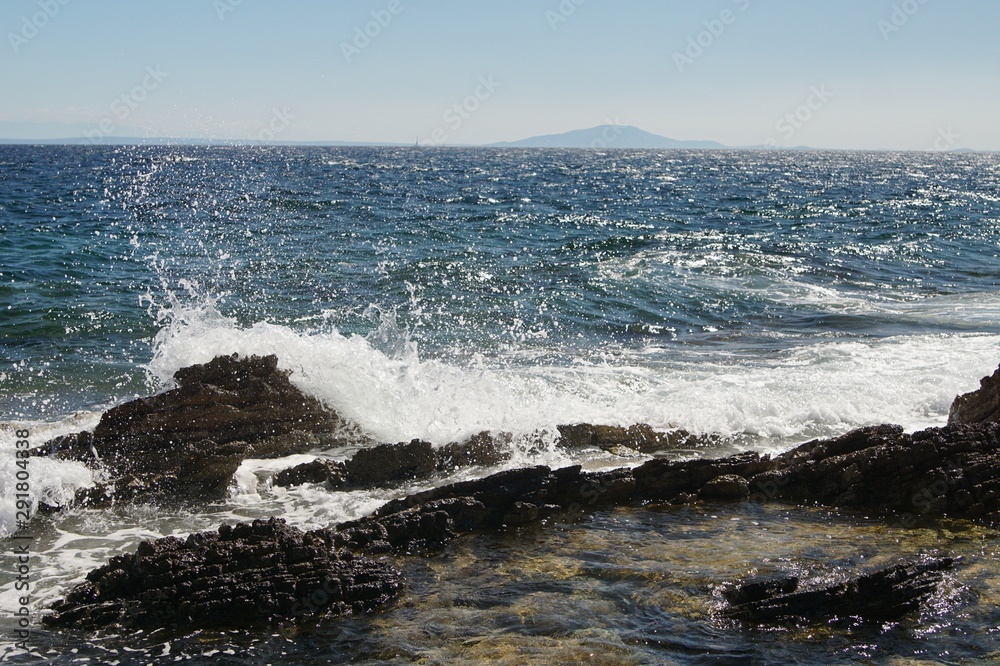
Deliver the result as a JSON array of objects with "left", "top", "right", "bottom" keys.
[{"left": 0, "top": 138, "right": 989, "bottom": 154}]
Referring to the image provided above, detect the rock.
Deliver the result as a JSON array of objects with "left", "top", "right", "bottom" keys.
[
  {"left": 273, "top": 459, "right": 347, "bottom": 488},
  {"left": 699, "top": 474, "right": 750, "bottom": 501},
  {"left": 43, "top": 518, "right": 402, "bottom": 631},
  {"left": 755, "top": 422, "right": 1000, "bottom": 524},
  {"left": 32, "top": 354, "right": 365, "bottom": 504},
  {"left": 721, "top": 575, "right": 799, "bottom": 607},
  {"left": 436, "top": 431, "right": 513, "bottom": 470},
  {"left": 557, "top": 423, "right": 711, "bottom": 454},
  {"left": 634, "top": 451, "right": 772, "bottom": 502},
  {"left": 949, "top": 365, "right": 1000, "bottom": 425},
  {"left": 338, "top": 497, "right": 490, "bottom": 554},
  {"left": 374, "top": 465, "right": 556, "bottom": 527},
  {"left": 273, "top": 431, "right": 513, "bottom": 491},
  {"left": 721, "top": 558, "right": 954, "bottom": 624},
  {"left": 93, "top": 354, "right": 342, "bottom": 446},
  {"left": 345, "top": 439, "right": 436, "bottom": 486}
]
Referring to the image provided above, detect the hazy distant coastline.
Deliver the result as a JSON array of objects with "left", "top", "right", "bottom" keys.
[{"left": 0, "top": 124, "right": 985, "bottom": 152}]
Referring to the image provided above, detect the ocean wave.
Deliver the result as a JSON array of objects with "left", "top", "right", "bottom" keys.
[{"left": 146, "top": 299, "right": 1000, "bottom": 448}]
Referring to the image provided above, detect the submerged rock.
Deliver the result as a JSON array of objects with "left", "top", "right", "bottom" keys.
[
  {"left": 34, "top": 354, "right": 364, "bottom": 504},
  {"left": 949, "top": 365, "right": 1000, "bottom": 425},
  {"left": 721, "top": 558, "right": 954, "bottom": 624},
  {"left": 43, "top": 517, "right": 402, "bottom": 631}
]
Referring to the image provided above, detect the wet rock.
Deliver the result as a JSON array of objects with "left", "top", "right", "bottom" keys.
[
  {"left": 699, "top": 474, "right": 751, "bottom": 501},
  {"left": 32, "top": 354, "right": 362, "bottom": 504},
  {"left": 557, "top": 423, "right": 712, "bottom": 454},
  {"left": 374, "top": 465, "right": 556, "bottom": 527},
  {"left": 436, "top": 430, "right": 513, "bottom": 470},
  {"left": 755, "top": 422, "right": 1000, "bottom": 524},
  {"left": 634, "top": 451, "right": 772, "bottom": 502},
  {"left": 345, "top": 439, "right": 436, "bottom": 486},
  {"left": 273, "top": 458, "right": 348, "bottom": 488},
  {"left": 949, "top": 364, "right": 1000, "bottom": 425},
  {"left": 721, "top": 558, "right": 954, "bottom": 624},
  {"left": 503, "top": 501, "right": 540, "bottom": 525},
  {"left": 31, "top": 430, "right": 97, "bottom": 463},
  {"left": 337, "top": 497, "right": 490, "bottom": 553},
  {"left": 721, "top": 575, "right": 799, "bottom": 606},
  {"left": 43, "top": 517, "right": 402, "bottom": 631},
  {"left": 93, "top": 354, "right": 343, "bottom": 447},
  {"left": 274, "top": 431, "right": 514, "bottom": 491}
]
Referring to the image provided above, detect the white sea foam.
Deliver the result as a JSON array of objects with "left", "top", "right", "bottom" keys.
[
  {"left": 146, "top": 299, "right": 1000, "bottom": 452},
  {"left": 0, "top": 413, "right": 101, "bottom": 538}
]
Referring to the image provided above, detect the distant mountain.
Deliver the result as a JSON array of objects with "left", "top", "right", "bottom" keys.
[{"left": 490, "top": 125, "right": 726, "bottom": 149}]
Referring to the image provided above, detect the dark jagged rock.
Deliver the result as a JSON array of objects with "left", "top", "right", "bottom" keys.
[
  {"left": 93, "top": 354, "right": 343, "bottom": 447},
  {"left": 42, "top": 518, "right": 402, "bottom": 631},
  {"left": 273, "top": 431, "right": 514, "bottom": 490},
  {"left": 345, "top": 439, "right": 436, "bottom": 486},
  {"left": 721, "top": 558, "right": 954, "bottom": 624},
  {"left": 337, "top": 497, "right": 491, "bottom": 554},
  {"left": 373, "top": 465, "right": 556, "bottom": 525},
  {"left": 950, "top": 365, "right": 1000, "bottom": 425},
  {"left": 634, "top": 451, "right": 772, "bottom": 502},
  {"left": 699, "top": 474, "right": 751, "bottom": 501},
  {"left": 556, "top": 423, "right": 719, "bottom": 454},
  {"left": 436, "top": 430, "right": 513, "bottom": 470},
  {"left": 343, "top": 420, "right": 1000, "bottom": 549},
  {"left": 329, "top": 465, "right": 628, "bottom": 554},
  {"left": 273, "top": 458, "right": 348, "bottom": 488},
  {"left": 33, "top": 354, "right": 364, "bottom": 504},
  {"left": 755, "top": 422, "right": 1000, "bottom": 524}
]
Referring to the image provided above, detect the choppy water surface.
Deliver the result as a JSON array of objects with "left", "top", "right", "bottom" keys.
[{"left": 1, "top": 146, "right": 999, "bottom": 662}]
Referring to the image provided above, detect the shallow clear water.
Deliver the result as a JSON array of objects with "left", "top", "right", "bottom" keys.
[
  {"left": 4, "top": 503, "right": 998, "bottom": 664},
  {"left": 1, "top": 146, "right": 1000, "bottom": 661}
]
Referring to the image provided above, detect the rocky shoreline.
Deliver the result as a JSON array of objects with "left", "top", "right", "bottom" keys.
[{"left": 33, "top": 354, "right": 1000, "bottom": 631}]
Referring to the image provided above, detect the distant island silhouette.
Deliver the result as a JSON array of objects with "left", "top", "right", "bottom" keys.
[
  {"left": 0, "top": 122, "right": 982, "bottom": 152},
  {"left": 489, "top": 124, "right": 726, "bottom": 149}
]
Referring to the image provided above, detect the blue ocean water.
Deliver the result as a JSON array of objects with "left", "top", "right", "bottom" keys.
[{"left": 2, "top": 146, "right": 1000, "bottom": 663}]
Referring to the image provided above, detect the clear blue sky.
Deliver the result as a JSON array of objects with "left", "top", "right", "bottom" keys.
[{"left": 1, "top": 0, "right": 998, "bottom": 149}]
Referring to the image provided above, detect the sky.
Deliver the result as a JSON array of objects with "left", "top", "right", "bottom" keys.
[{"left": 1, "top": 0, "right": 998, "bottom": 150}]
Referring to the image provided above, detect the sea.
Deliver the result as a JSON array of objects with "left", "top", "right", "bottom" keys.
[{"left": 1, "top": 145, "right": 999, "bottom": 663}]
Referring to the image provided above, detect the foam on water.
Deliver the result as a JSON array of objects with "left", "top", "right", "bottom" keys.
[
  {"left": 4, "top": 290, "right": 996, "bottom": 543},
  {"left": 0, "top": 414, "right": 101, "bottom": 538},
  {"left": 147, "top": 298, "right": 1000, "bottom": 450}
]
